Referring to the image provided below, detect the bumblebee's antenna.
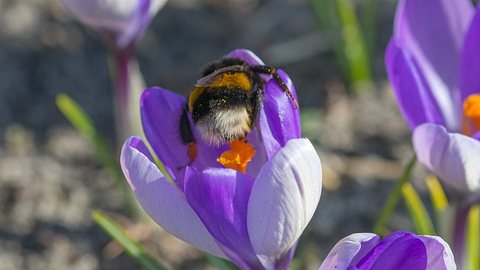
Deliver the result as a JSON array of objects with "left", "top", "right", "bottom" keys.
[{"left": 251, "top": 65, "right": 299, "bottom": 108}]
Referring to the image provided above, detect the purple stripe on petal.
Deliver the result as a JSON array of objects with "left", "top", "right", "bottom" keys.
[
  {"left": 413, "top": 123, "right": 480, "bottom": 192},
  {"left": 117, "top": 0, "right": 150, "bottom": 48},
  {"left": 269, "top": 241, "right": 299, "bottom": 270},
  {"left": 418, "top": 235, "right": 456, "bottom": 270},
  {"left": 356, "top": 231, "right": 427, "bottom": 270},
  {"left": 140, "top": 87, "right": 223, "bottom": 185},
  {"left": 350, "top": 234, "right": 382, "bottom": 266},
  {"left": 385, "top": 39, "right": 447, "bottom": 129},
  {"left": 319, "top": 233, "right": 380, "bottom": 270},
  {"left": 127, "top": 136, "right": 154, "bottom": 162},
  {"left": 261, "top": 69, "right": 301, "bottom": 159},
  {"left": 461, "top": 5, "right": 480, "bottom": 101},
  {"left": 120, "top": 137, "right": 224, "bottom": 258},
  {"left": 248, "top": 139, "right": 321, "bottom": 267},
  {"left": 184, "top": 167, "right": 263, "bottom": 269}
]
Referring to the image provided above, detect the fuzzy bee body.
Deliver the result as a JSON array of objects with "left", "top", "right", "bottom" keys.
[{"left": 179, "top": 56, "right": 296, "bottom": 165}]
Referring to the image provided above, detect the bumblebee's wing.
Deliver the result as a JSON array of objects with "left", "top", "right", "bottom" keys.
[{"left": 195, "top": 65, "right": 247, "bottom": 87}]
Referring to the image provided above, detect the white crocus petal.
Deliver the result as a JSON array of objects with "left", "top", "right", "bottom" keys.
[
  {"left": 413, "top": 123, "right": 480, "bottom": 192},
  {"left": 120, "top": 137, "right": 224, "bottom": 258},
  {"left": 418, "top": 235, "right": 456, "bottom": 270},
  {"left": 60, "top": 0, "right": 166, "bottom": 42},
  {"left": 61, "top": 0, "right": 139, "bottom": 32},
  {"left": 247, "top": 138, "right": 322, "bottom": 265},
  {"left": 319, "top": 233, "right": 380, "bottom": 270}
]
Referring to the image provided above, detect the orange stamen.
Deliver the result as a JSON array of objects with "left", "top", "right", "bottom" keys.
[
  {"left": 462, "top": 94, "right": 480, "bottom": 136},
  {"left": 217, "top": 139, "right": 255, "bottom": 174}
]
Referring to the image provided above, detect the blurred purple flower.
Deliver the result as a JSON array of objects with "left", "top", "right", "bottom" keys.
[
  {"left": 60, "top": 0, "right": 167, "bottom": 140},
  {"left": 385, "top": 0, "right": 480, "bottom": 193},
  {"left": 120, "top": 49, "right": 322, "bottom": 269},
  {"left": 60, "top": 0, "right": 167, "bottom": 49},
  {"left": 319, "top": 231, "right": 456, "bottom": 270}
]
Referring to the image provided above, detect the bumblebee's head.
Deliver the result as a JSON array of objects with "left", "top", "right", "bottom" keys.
[{"left": 190, "top": 86, "right": 253, "bottom": 146}]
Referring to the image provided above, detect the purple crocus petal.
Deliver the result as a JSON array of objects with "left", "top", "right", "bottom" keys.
[
  {"left": 244, "top": 128, "right": 268, "bottom": 178},
  {"left": 227, "top": 49, "right": 265, "bottom": 66},
  {"left": 393, "top": 0, "right": 474, "bottom": 131},
  {"left": 116, "top": 0, "right": 150, "bottom": 48},
  {"left": 140, "top": 87, "right": 223, "bottom": 184},
  {"left": 246, "top": 69, "right": 301, "bottom": 173},
  {"left": 60, "top": 0, "right": 138, "bottom": 33},
  {"left": 386, "top": 39, "right": 447, "bottom": 129},
  {"left": 260, "top": 69, "right": 301, "bottom": 159},
  {"left": 60, "top": 0, "right": 167, "bottom": 49},
  {"left": 117, "top": 0, "right": 167, "bottom": 48},
  {"left": 247, "top": 138, "right": 322, "bottom": 267},
  {"left": 418, "top": 235, "right": 456, "bottom": 270},
  {"left": 120, "top": 137, "right": 224, "bottom": 258},
  {"left": 319, "top": 233, "right": 380, "bottom": 270},
  {"left": 184, "top": 167, "right": 263, "bottom": 269},
  {"left": 413, "top": 123, "right": 480, "bottom": 192},
  {"left": 356, "top": 231, "right": 427, "bottom": 270},
  {"left": 473, "top": 131, "right": 480, "bottom": 141},
  {"left": 461, "top": 5, "right": 480, "bottom": 100}
]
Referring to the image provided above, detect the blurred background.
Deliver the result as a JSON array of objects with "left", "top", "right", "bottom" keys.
[{"left": 0, "top": 0, "right": 416, "bottom": 269}]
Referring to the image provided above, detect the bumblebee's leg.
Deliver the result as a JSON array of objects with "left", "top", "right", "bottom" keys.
[
  {"left": 179, "top": 105, "right": 197, "bottom": 168},
  {"left": 249, "top": 80, "right": 264, "bottom": 126},
  {"left": 250, "top": 65, "right": 299, "bottom": 108},
  {"left": 201, "top": 58, "right": 247, "bottom": 77}
]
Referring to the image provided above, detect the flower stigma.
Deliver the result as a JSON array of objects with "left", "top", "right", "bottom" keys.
[
  {"left": 217, "top": 139, "right": 255, "bottom": 173},
  {"left": 462, "top": 94, "right": 480, "bottom": 136}
]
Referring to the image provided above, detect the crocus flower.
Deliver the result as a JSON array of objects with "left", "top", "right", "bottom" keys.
[
  {"left": 319, "top": 231, "right": 456, "bottom": 270},
  {"left": 120, "top": 49, "right": 323, "bottom": 269},
  {"left": 385, "top": 0, "right": 480, "bottom": 193},
  {"left": 60, "top": 0, "right": 167, "bottom": 140},
  {"left": 60, "top": 0, "right": 167, "bottom": 49}
]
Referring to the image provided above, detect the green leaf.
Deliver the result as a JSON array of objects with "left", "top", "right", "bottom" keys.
[
  {"left": 204, "top": 253, "right": 235, "bottom": 270},
  {"left": 56, "top": 93, "right": 96, "bottom": 139},
  {"left": 466, "top": 205, "right": 480, "bottom": 270},
  {"left": 426, "top": 175, "right": 452, "bottom": 244},
  {"left": 401, "top": 182, "right": 436, "bottom": 235},
  {"left": 310, "top": 0, "right": 372, "bottom": 94},
  {"left": 56, "top": 93, "right": 141, "bottom": 216},
  {"left": 373, "top": 156, "right": 416, "bottom": 235},
  {"left": 92, "top": 210, "right": 166, "bottom": 270},
  {"left": 426, "top": 175, "right": 449, "bottom": 213},
  {"left": 360, "top": 0, "right": 379, "bottom": 59},
  {"left": 426, "top": 174, "right": 450, "bottom": 236},
  {"left": 335, "top": 0, "right": 372, "bottom": 93},
  {"left": 56, "top": 93, "right": 122, "bottom": 180}
]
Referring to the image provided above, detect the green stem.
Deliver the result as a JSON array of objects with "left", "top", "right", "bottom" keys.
[
  {"left": 92, "top": 210, "right": 166, "bottom": 270},
  {"left": 466, "top": 205, "right": 480, "bottom": 270},
  {"left": 334, "top": 0, "right": 372, "bottom": 94},
  {"left": 373, "top": 156, "right": 416, "bottom": 235}
]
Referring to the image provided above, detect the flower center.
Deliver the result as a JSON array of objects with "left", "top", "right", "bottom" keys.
[
  {"left": 462, "top": 94, "right": 480, "bottom": 137},
  {"left": 217, "top": 139, "right": 255, "bottom": 174}
]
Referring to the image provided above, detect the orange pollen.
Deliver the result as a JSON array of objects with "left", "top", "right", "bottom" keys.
[
  {"left": 462, "top": 94, "right": 480, "bottom": 136},
  {"left": 217, "top": 139, "right": 255, "bottom": 174}
]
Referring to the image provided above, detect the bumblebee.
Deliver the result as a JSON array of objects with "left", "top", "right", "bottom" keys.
[{"left": 179, "top": 56, "right": 298, "bottom": 166}]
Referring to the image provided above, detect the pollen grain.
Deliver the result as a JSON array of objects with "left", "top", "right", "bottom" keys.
[
  {"left": 462, "top": 94, "right": 480, "bottom": 136},
  {"left": 217, "top": 139, "right": 255, "bottom": 174}
]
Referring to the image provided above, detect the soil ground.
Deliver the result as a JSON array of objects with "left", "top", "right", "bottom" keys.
[{"left": 0, "top": 0, "right": 419, "bottom": 269}]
